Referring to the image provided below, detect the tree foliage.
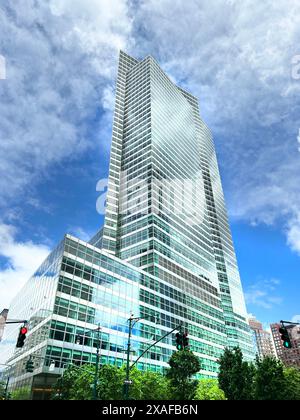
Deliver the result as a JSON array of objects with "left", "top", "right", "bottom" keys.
[
  {"left": 218, "top": 348, "right": 300, "bottom": 401},
  {"left": 97, "top": 365, "right": 170, "bottom": 400},
  {"left": 51, "top": 349, "right": 300, "bottom": 401},
  {"left": 10, "top": 386, "right": 31, "bottom": 400},
  {"left": 52, "top": 364, "right": 82, "bottom": 400},
  {"left": 52, "top": 363, "right": 170, "bottom": 400},
  {"left": 283, "top": 367, "right": 300, "bottom": 400},
  {"left": 254, "top": 356, "right": 287, "bottom": 400},
  {"left": 133, "top": 368, "right": 171, "bottom": 400},
  {"left": 167, "top": 349, "right": 201, "bottom": 400},
  {"left": 218, "top": 347, "right": 255, "bottom": 400},
  {"left": 194, "top": 379, "right": 226, "bottom": 400}
]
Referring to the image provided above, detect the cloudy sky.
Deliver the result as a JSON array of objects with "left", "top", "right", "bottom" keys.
[{"left": 0, "top": 0, "right": 299, "bottom": 328}]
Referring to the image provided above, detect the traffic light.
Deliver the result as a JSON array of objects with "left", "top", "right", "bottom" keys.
[
  {"left": 16, "top": 325, "right": 28, "bottom": 348},
  {"left": 182, "top": 332, "right": 189, "bottom": 349},
  {"left": 279, "top": 326, "right": 292, "bottom": 349},
  {"left": 175, "top": 332, "right": 183, "bottom": 350},
  {"left": 25, "top": 358, "right": 34, "bottom": 373}
]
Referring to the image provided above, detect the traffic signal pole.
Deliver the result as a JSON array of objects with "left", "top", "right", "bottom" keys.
[
  {"left": 5, "top": 319, "right": 28, "bottom": 324},
  {"left": 280, "top": 320, "right": 300, "bottom": 326},
  {"left": 130, "top": 324, "right": 183, "bottom": 369}
]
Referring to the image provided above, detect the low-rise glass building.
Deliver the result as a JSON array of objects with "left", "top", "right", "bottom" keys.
[{"left": 3, "top": 234, "right": 226, "bottom": 399}]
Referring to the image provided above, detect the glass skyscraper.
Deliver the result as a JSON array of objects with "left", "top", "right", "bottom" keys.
[
  {"left": 101, "top": 51, "right": 253, "bottom": 355},
  {"left": 1, "top": 51, "right": 254, "bottom": 399}
]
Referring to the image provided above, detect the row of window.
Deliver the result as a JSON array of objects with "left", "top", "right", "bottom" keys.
[
  {"left": 140, "top": 306, "right": 226, "bottom": 348},
  {"left": 139, "top": 288, "right": 225, "bottom": 334}
]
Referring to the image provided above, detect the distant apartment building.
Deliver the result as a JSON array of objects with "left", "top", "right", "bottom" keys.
[
  {"left": 0, "top": 309, "right": 8, "bottom": 342},
  {"left": 271, "top": 323, "right": 300, "bottom": 368},
  {"left": 248, "top": 316, "right": 275, "bottom": 358}
]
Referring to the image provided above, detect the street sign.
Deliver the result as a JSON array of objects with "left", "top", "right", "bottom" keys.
[{"left": 124, "top": 380, "right": 133, "bottom": 385}]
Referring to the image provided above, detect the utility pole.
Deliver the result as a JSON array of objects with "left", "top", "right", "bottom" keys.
[{"left": 124, "top": 314, "right": 140, "bottom": 400}]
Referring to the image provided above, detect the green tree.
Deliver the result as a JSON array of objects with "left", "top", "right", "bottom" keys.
[
  {"left": 10, "top": 386, "right": 31, "bottom": 400},
  {"left": 138, "top": 369, "right": 171, "bottom": 400},
  {"left": 129, "top": 367, "right": 171, "bottom": 400},
  {"left": 283, "top": 367, "right": 300, "bottom": 400},
  {"left": 218, "top": 347, "right": 255, "bottom": 400},
  {"left": 97, "top": 365, "right": 170, "bottom": 400},
  {"left": 52, "top": 363, "right": 171, "bottom": 400},
  {"left": 167, "top": 349, "right": 201, "bottom": 400},
  {"left": 97, "top": 364, "right": 124, "bottom": 400},
  {"left": 254, "top": 356, "right": 286, "bottom": 400},
  {"left": 194, "top": 378, "right": 226, "bottom": 400},
  {"left": 98, "top": 365, "right": 171, "bottom": 400},
  {"left": 70, "top": 364, "right": 96, "bottom": 400},
  {"left": 52, "top": 364, "right": 121, "bottom": 400},
  {"left": 52, "top": 364, "right": 82, "bottom": 399}
]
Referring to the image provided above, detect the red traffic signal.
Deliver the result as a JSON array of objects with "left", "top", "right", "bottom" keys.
[{"left": 16, "top": 325, "right": 28, "bottom": 348}]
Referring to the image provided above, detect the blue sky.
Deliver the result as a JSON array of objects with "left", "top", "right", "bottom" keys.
[{"left": 0, "top": 0, "right": 299, "bottom": 328}]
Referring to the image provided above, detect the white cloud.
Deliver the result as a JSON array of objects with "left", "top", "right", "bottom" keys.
[
  {"left": 132, "top": 0, "right": 300, "bottom": 255},
  {"left": 291, "top": 314, "right": 300, "bottom": 323},
  {"left": 245, "top": 278, "right": 283, "bottom": 309},
  {"left": 68, "top": 226, "right": 94, "bottom": 242},
  {"left": 102, "top": 85, "right": 115, "bottom": 111},
  {"left": 229, "top": 172, "right": 300, "bottom": 254},
  {"left": 286, "top": 214, "right": 300, "bottom": 255},
  {"left": 0, "top": 223, "right": 50, "bottom": 310},
  {"left": 0, "top": 0, "right": 133, "bottom": 213},
  {"left": 1, "top": 0, "right": 300, "bottom": 257},
  {"left": 0, "top": 54, "right": 6, "bottom": 79}
]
